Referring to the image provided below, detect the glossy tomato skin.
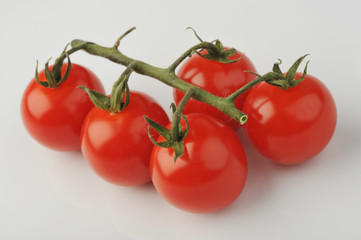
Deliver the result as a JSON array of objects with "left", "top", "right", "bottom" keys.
[
  {"left": 243, "top": 73, "right": 337, "bottom": 165},
  {"left": 81, "top": 91, "right": 169, "bottom": 186},
  {"left": 21, "top": 63, "right": 105, "bottom": 151},
  {"left": 150, "top": 113, "right": 248, "bottom": 213},
  {"left": 174, "top": 49, "right": 257, "bottom": 129}
]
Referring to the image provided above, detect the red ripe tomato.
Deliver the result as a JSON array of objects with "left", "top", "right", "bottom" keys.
[
  {"left": 243, "top": 73, "right": 337, "bottom": 165},
  {"left": 174, "top": 49, "right": 257, "bottom": 129},
  {"left": 21, "top": 63, "right": 105, "bottom": 151},
  {"left": 81, "top": 91, "right": 169, "bottom": 186},
  {"left": 150, "top": 113, "right": 248, "bottom": 213}
]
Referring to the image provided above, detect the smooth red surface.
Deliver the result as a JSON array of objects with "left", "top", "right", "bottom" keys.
[
  {"left": 243, "top": 73, "right": 337, "bottom": 165},
  {"left": 150, "top": 113, "right": 248, "bottom": 213},
  {"left": 174, "top": 49, "right": 257, "bottom": 129},
  {"left": 21, "top": 63, "right": 105, "bottom": 151},
  {"left": 81, "top": 91, "right": 169, "bottom": 186}
]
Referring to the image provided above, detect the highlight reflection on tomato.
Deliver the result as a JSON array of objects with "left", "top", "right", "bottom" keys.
[
  {"left": 81, "top": 91, "right": 169, "bottom": 186},
  {"left": 243, "top": 73, "right": 337, "bottom": 165},
  {"left": 150, "top": 113, "right": 248, "bottom": 213}
]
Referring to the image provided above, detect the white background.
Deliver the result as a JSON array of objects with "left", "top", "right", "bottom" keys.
[{"left": 1, "top": 0, "right": 361, "bottom": 239}]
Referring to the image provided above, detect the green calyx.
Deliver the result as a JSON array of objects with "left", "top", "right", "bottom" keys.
[
  {"left": 226, "top": 54, "right": 310, "bottom": 105},
  {"left": 266, "top": 54, "right": 310, "bottom": 90},
  {"left": 144, "top": 112, "right": 189, "bottom": 162},
  {"left": 187, "top": 27, "right": 241, "bottom": 64},
  {"left": 145, "top": 89, "right": 194, "bottom": 162},
  {"left": 35, "top": 53, "right": 72, "bottom": 89},
  {"left": 79, "top": 66, "right": 132, "bottom": 114},
  {"left": 35, "top": 41, "right": 89, "bottom": 88}
]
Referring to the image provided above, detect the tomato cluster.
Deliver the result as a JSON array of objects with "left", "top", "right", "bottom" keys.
[{"left": 22, "top": 44, "right": 337, "bottom": 214}]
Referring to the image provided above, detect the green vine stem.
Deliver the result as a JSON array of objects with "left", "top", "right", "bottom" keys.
[
  {"left": 70, "top": 30, "right": 309, "bottom": 125},
  {"left": 170, "top": 88, "right": 194, "bottom": 142},
  {"left": 227, "top": 72, "right": 284, "bottom": 102},
  {"left": 70, "top": 39, "right": 249, "bottom": 124}
]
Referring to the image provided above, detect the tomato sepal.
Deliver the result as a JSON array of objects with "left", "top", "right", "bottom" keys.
[
  {"left": 78, "top": 86, "right": 111, "bottom": 111},
  {"left": 34, "top": 60, "right": 49, "bottom": 88},
  {"left": 43, "top": 58, "right": 57, "bottom": 87},
  {"left": 145, "top": 113, "right": 189, "bottom": 162},
  {"left": 272, "top": 59, "right": 283, "bottom": 75},
  {"left": 144, "top": 116, "right": 172, "bottom": 140},
  {"left": 79, "top": 66, "right": 133, "bottom": 114},
  {"left": 267, "top": 54, "right": 310, "bottom": 90},
  {"left": 187, "top": 27, "right": 242, "bottom": 64},
  {"left": 55, "top": 54, "right": 72, "bottom": 86},
  {"left": 34, "top": 44, "right": 75, "bottom": 89}
]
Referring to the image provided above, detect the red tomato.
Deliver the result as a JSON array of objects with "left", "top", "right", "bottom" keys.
[
  {"left": 243, "top": 73, "right": 337, "bottom": 165},
  {"left": 81, "top": 91, "right": 169, "bottom": 186},
  {"left": 150, "top": 113, "right": 248, "bottom": 213},
  {"left": 21, "top": 63, "right": 105, "bottom": 151},
  {"left": 174, "top": 49, "right": 257, "bottom": 129}
]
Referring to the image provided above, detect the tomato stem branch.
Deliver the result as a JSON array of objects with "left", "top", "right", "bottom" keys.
[
  {"left": 109, "top": 64, "right": 134, "bottom": 113},
  {"left": 168, "top": 42, "right": 220, "bottom": 71},
  {"left": 70, "top": 39, "right": 248, "bottom": 124},
  {"left": 227, "top": 72, "right": 285, "bottom": 102},
  {"left": 171, "top": 88, "right": 194, "bottom": 141},
  {"left": 113, "top": 26, "right": 136, "bottom": 49}
]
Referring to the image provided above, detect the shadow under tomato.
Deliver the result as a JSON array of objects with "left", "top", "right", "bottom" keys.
[{"left": 46, "top": 125, "right": 342, "bottom": 239}]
